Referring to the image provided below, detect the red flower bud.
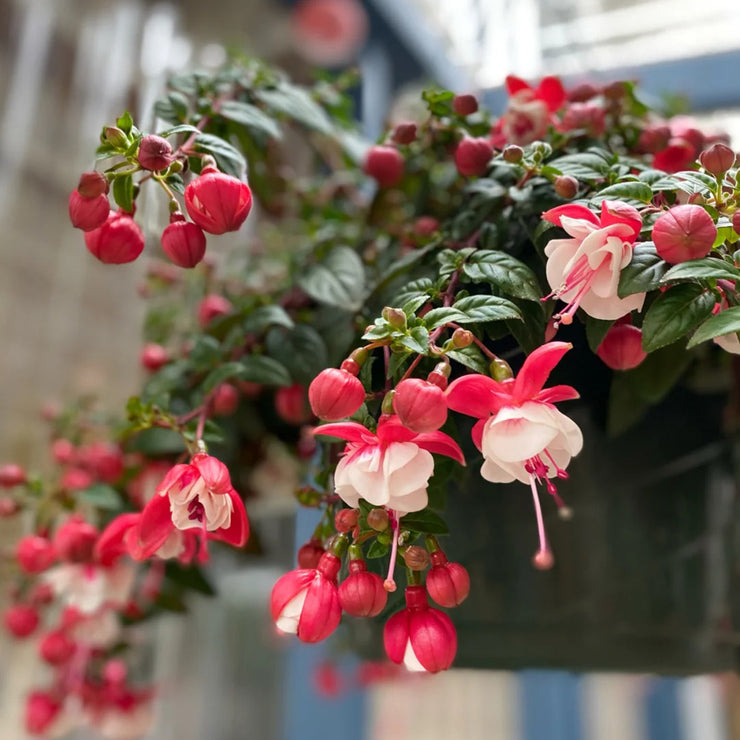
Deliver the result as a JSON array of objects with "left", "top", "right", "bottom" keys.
[
  {"left": 77, "top": 171, "right": 109, "bottom": 198},
  {"left": 16, "top": 535, "right": 56, "bottom": 574},
  {"left": 140, "top": 343, "right": 168, "bottom": 372},
  {"left": 653, "top": 138, "right": 696, "bottom": 173},
  {"left": 553, "top": 175, "right": 578, "bottom": 199},
  {"left": 211, "top": 383, "right": 240, "bottom": 416},
  {"left": 161, "top": 213, "right": 207, "bottom": 268},
  {"left": 137, "top": 134, "right": 174, "bottom": 171},
  {"left": 275, "top": 384, "right": 312, "bottom": 425},
  {"left": 54, "top": 515, "right": 98, "bottom": 563},
  {"left": 426, "top": 550, "right": 470, "bottom": 607},
  {"left": 297, "top": 539, "right": 325, "bottom": 569},
  {"left": 596, "top": 324, "right": 647, "bottom": 370},
  {"left": 197, "top": 294, "right": 233, "bottom": 327},
  {"left": 392, "top": 378, "right": 447, "bottom": 433},
  {"left": 338, "top": 558, "right": 387, "bottom": 616},
  {"left": 334, "top": 508, "right": 359, "bottom": 533},
  {"left": 452, "top": 94, "right": 478, "bottom": 116},
  {"left": 414, "top": 216, "right": 439, "bottom": 237},
  {"left": 84, "top": 212, "right": 144, "bottom": 264},
  {"left": 567, "top": 82, "right": 599, "bottom": 103},
  {"left": 733, "top": 211, "right": 740, "bottom": 235},
  {"left": 309, "top": 368, "right": 365, "bottom": 421},
  {"left": 184, "top": 165, "right": 253, "bottom": 234},
  {"left": 4, "top": 604, "right": 39, "bottom": 638},
  {"left": 392, "top": 122, "right": 417, "bottom": 145},
  {"left": 652, "top": 204, "right": 717, "bottom": 264},
  {"left": 638, "top": 125, "right": 671, "bottom": 154},
  {"left": 363, "top": 145, "right": 404, "bottom": 187},
  {"left": 0, "top": 463, "right": 27, "bottom": 487},
  {"left": 39, "top": 630, "right": 75, "bottom": 665},
  {"left": 68, "top": 190, "right": 110, "bottom": 231},
  {"left": 699, "top": 143, "right": 736, "bottom": 176},
  {"left": 454, "top": 137, "right": 493, "bottom": 177},
  {"left": 25, "top": 691, "right": 61, "bottom": 735}
]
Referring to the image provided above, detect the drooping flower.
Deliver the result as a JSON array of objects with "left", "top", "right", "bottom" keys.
[
  {"left": 160, "top": 212, "right": 207, "bottom": 268},
  {"left": 314, "top": 415, "right": 464, "bottom": 514},
  {"left": 542, "top": 200, "right": 646, "bottom": 323},
  {"left": 84, "top": 211, "right": 145, "bottom": 264},
  {"left": 16, "top": 535, "right": 56, "bottom": 574},
  {"left": 363, "top": 145, "right": 404, "bottom": 188},
  {"left": 308, "top": 366, "right": 366, "bottom": 421},
  {"left": 338, "top": 550, "right": 387, "bottom": 617},
  {"left": 184, "top": 165, "right": 252, "bottom": 234},
  {"left": 445, "top": 342, "right": 583, "bottom": 566},
  {"left": 43, "top": 562, "right": 135, "bottom": 614},
  {"left": 392, "top": 378, "right": 448, "bottom": 434},
  {"left": 652, "top": 204, "right": 717, "bottom": 264},
  {"left": 425, "top": 546, "right": 470, "bottom": 608},
  {"left": 596, "top": 323, "right": 647, "bottom": 370}
]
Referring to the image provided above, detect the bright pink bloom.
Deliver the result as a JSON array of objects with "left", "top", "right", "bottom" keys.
[
  {"left": 197, "top": 294, "right": 233, "bottom": 327},
  {"left": 596, "top": 324, "right": 647, "bottom": 370},
  {"left": 184, "top": 165, "right": 252, "bottom": 234},
  {"left": 392, "top": 378, "right": 448, "bottom": 434},
  {"left": 4, "top": 604, "right": 40, "bottom": 638},
  {"left": 16, "top": 535, "right": 56, "bottom": 574},
  {"left": 211, "top": 383, "right": 240, "bottom": 416},
  {"left": 314, "top": 415, "right": 464, "bottom": 514},
  {"left": 454, "top": 137, "right": 493, "bottom": 177},
  {"left": 0, "top": 462, "right": 27, "bottom": 487},
  {"left": 84, "top": 211, "right": 144, "bottom": 264},
  {"left": 68, "top": 190, "right": 110, "bottom": 231},
  {"left": 135, "top": 454, "right": 249, "bottom": 560},
  {"left": 426, "top": 549, "right": 470, "bottom": 608},
  {"left": 338, "top": 557, "right": 387, "bottom": 617},
  {"left": 445, "top": 342, "right": 583, "bottom": 564},
  {"left": 383, "top": 585, "right": 457, "bottom": 673},
  {"left": 137, "top": 134, "right": 174, "bottom": 171},
  {"left": 39, "top": 629, "right": 76, "bottom": 665},
  {"left": 54, "top": 515, "right": 99, "bottom": 563},
  {"left": 363, "top": 145, "right": 404, "bottom": 188},
  {"left": 542, "top": 200, "right": 645, "bottom": 323},
  {"left": 161, "top": 213, "right": 207, "bottom": 268},
  {"left": 652, "top": 204, "right": 717, "bottom": 264},
  {"left": 309, "top": 367, "right": 366, "bottom": 421},
  {"left": 292, "top": 0, "right": 368, "bottom": 66},
  {"left": 25, "top": 691, "right": 62, "bottom": 736},
  {"left": 271, "top": 551, "right": 342, "bottom": 643}
]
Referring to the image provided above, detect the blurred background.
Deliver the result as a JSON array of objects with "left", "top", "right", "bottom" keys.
[{"left": 2, "top": 0, "right": 740, "bottom": 737}]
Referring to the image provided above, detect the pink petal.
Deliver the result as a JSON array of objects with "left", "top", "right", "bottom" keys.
[
  {"left": 535, "top": 384, "right": 580, "bottom": 404},
  {"left": 484, "top": 411, "right": 558, "bottom": 463},
  {"left": 513, "top": 341, "right": 572, "bottom": 400},
  {"left": 600, "top": 200, "right": 642, "bottom": 239},
  {"left": 505, "top": 75, "right": 531, "bottom": 96},
  {"left": 154, "top": 463, "right": 196, "bottom": 497},
  {"left": 471, "top": 419, "right": 487, "bottom": 451},
  {"left": 383, "top": 609, "right": 411, "bottom": 664},
  {"left": 445, "top": 375, "right": 500, "bottom": 418},
  {"left": 375, "top": 415, "right": 418, "bottom": 443},
  {"left": 298, "top": 579, "right": 341, "bottom": 643},
  {"left": 270, "top": 570, "right": 315, "bottom": 622},
  {"left": 542, "top": 204, "right": 599, "bottom": 228},
  {"left": 95, "top": 514, "right": 140, "bottom": 566},
  {"left": 136, "top": 494, "right": 175, "bottom": 558},
  {"left": 209, "top": 489, "right": 249, "bottom": 547},
  {"left": 413, "top": 431, "right": 466, "bottom": 465},
  {"left": 409, "top": 610, "right": 457, "bottom": 673},
  {"left": 537, "top": 76, "right": 566, "bottom": 112},
  {"left": 314, "top": 421, "right": 372, "bottom": 444},
  {"left": 578, "top": 288, "right": 645, "bottom": 321},
  {"left": 191, "top": 454, "right": 232, "bottom": 494}
]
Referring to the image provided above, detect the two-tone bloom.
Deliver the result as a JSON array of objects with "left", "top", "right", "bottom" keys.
[
  {"left": 314, "top": 415, "right": 464, "bottom": 514},
  {"left": 446, "top": 342, "right": 583, "bottom": 566},
  {"left": 542, "top": 201, "right": 645, "bottom": 323}
]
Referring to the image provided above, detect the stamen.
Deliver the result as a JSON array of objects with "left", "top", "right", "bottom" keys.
[
  {"left": 544, "top": 449, "right": 569, "bottom": 480},
  {"left": 188, "top": 497, "right": 205, "bottom": 522},
  {"left": 384, "top": 510, "right": 398, "bottom": 592},
  {"left": 528, "top": 473, "right": 554, "bottom": 571}
]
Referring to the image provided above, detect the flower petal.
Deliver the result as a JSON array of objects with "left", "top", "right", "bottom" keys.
[
  {"left": 314, "top": 422, "right": 372, "bottom": 444},
  {"left": 445, "top": 374, "right": 501, "bottom": 418},
  {"left": 542, "top": 204, "right": 599, "bottom": 228},
  {"left": 210, "top": 489, "right": 249, "bottom": 547},
  {"left": 505, "top": 75, "right": 531, "bottom": 96},
  {"left": 136, "top": 494, "right": 175, "bottom": 559},
  {"left": 536, "top": 76, "right": 566, "bottom": 112},
  {"left": 513, "top": 341, "right": 572, "bottom": 401},
  {"left": 95, "top": 514, "right": 139, "bottom": 567},
  {"left": 191, "top": 454, "right": 232, "bottom": 494},
  {"left": 413, "top": 431, "right": 466, "bottom": 465}
]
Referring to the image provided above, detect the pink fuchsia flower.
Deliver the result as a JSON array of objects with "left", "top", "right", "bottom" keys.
[
  {"left": 338, "top": 549, "right": 387, "bottom": 617},
  {"left": 4, "top": 603, "right": 40, "bottom": 638},
  {"left": 160, "top": 213, "right": 207, "bottom": 268},
  {"left": 308, "top": 366, "right": 366, "bottom": 421},
  {"left": 454, "top": 137, "right": 494, "bottom": 177},
  {"left": 425, "top": 547, "right": 470, "bottom": 608},
  {"left": 184, "top": 165, "right": 252, "bottom": 235},
  {"left": 314, "top": 415, "right": 465, "bottom": 514},
  {"left": 596, "top": 323, "right": 647, "bottom": 370},
  {"left": 135, "top": 454, "right": 249, "bottom": 561},
  {"left": 270, "top": 551, "right": 342, "bottom": 643},
  {"left": 16, "top": 534, "right": 56, "bottom": 574},
  {"left": 43, "top": 562, "right": 135, "bottom": 614},
  {"left": 392, "top": 378, "right": 448, "bottom": 434},
  {"left": 383, "top": 585, "right": 457, "bottom": 673},
  {"left": 445, "top": 342, "right": 583, "bottom": 566},
  {"left": 542, "top": 200, "right": 645, "bottom": 324},
  {"left": 84, "top": 211, "right": 145, "bottom": 264},
  {"left": 363, "top": 145, "right": 404, "bottom": 188},
  {"left": 652, "top": 204, "right": 717, "bottom": 264}
]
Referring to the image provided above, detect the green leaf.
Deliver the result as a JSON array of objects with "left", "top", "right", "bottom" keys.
[
  {"left": 116, "top": 111, "right": 134, "bottom": 134},
  {"left": 243, "top": 305, "right": 294, "bottom": 334},
  {"left": 112, "top": 174, "right": 134, "bottom": 212},
  {"left": 202, "top": 362, "right": 247, "bottom": 393},
  {"left": 462, "top": 251, "right": 541, "bottom": 301},
  {"left": 394, "top": 278, "right": 435, "bottom": 307},
  {"left": 265, "top": 325, "right": 328, "bottom": 385},
  {"left": 687, "top": 305, "right": 740, "bottom": 347},
  {"left": 218, "top": 100, "right": 282, "bottom": 140},
  {"left": 194, "top": 134, "right": 246, "bottom": 178},
  {"left": 423, "top": 307, "right": 470, "bottom": 329},
  {"left": 237, "top": 355, "right": 292, "bottom": 386},
  {"left": 298, "top": 246, "right": 365, "bottom": 311},
  {"left": 421, "top": 87, "right": 454, "bottom": 116},
  {"left": 618, "top": 242, "right": 668, "bottom": 297},
  {"left": 153, "top": 93, "right": 189, "bottom": 124},
  {"left": 506, "top": 299, "right": 547, "bottom": 353},
  {"left": 255, "top": 85, "right": 333, "bottom": 134},
  {"left": 80, "top": 484, "right": 125, "bottom": 511},
  {"left": 127, "top": 427, "right": 186, "bottom": 455},
  {"left": 585, "top": 316, "right": 614, "bottom": 353},
  {"left": 591, "top": 180, "right": 653, "bottom": 203},
  {"left": 402, "top": 295, "right": 430, "bottom": 316},
  {"left": 549, "top": 151, "right": 611, "bottom": 179},
  {"left": 366, "top": 540, "right": 390, "bottom": 559},
  {"left": 164, "top": 562, "right": 215, "bottom": 596},
  {"left": 398, "top": 326, "right": 430, "bottom": 354},
  {"left": 641, "top": 284, "right": 715, "bottom": 351},
  {"left": 661, "top": 257, "right": 740, "bottom": 283},
  {"left": 446, "top": 344, "right": 488, "bottom": 373},
  {"left": 157, "top": 124, "right": 201, "bottom": 137},
  {"left": 399, "top": 508, "right": 449, "bottom": 536},
  {"left": 452, "top": 294, "right": 523, "bottom": 323}
]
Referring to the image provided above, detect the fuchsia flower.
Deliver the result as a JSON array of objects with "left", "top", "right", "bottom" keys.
[
  {"left": 392, "top": 378, "right": 448, "bottom": 434},
  {"left": 446, "top": 342, "right": 583, "bottom": 566},
  {"left": 542, "top": 200, "right": 645, "bottom": 323},
  {"left": 134, "top": 454, "right": 248, "bottom": 560},
  {"left": 383, "top": 585, "right": 457, "bottom": 673},
  {"left": 184, "top": 165, "right": 252, "bottom": 235},
  {"left": 314, "top": 415, "right": 464, "bottom": 514},
  {"left": 308, "top": 366, "right": 366, "bottom": 421},
  {"left": 338, "top": 552, "right": 387, "bottom": 617},
  {"left": 425, "top": 549, "right": 470, "bottom": 608}
]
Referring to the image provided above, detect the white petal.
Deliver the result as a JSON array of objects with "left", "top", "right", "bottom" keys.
[
  {"left": 483, "top": 411, "right": 558, "bottom": 463},
  {"left": 392, "top": 486, "right": 429, "bottom": 514},
  {"left": 480, "top": 457, "right": 520, "bottom": 483},
  {"left": 386, "top": 445, "right": 434, "bottom": 497},
  {"left": 714, "top": 333, "right": 740, "bottom": 354},
  {"left": 276, "top": 589, "right": 307, "bottom": 634},
  {"left": 403, "top": 639, "right": 427, "bottom": 672}
]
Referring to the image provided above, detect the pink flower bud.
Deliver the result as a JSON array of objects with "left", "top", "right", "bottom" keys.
[
  {"left": 733, "top": 211, "right": 740, "bottom": 235},
  {"left": 0, "top": 463, "right": 27, "bottom": 487},
  {"left": 502, "top": 145, "right": 524, "bottom": 163},
  {"left": 334, "top": 509, "right": 359, "bottom": 533},
  {"left": 426, "top": 550, "right": 470, "bottom": 607},
  {"left": 338, "top": 558, "right": 387, "bottom": 617},
  {"left": 161, "top": 213, "right": 207, "bottom": 268},
  {"left": 567, "top": 82, "right": 599, "bottom": 102},
  {"left": 638, "top": 124, "right": 671, "bottom": 154},
  {"left": 39, "top": 630, "right": 75, "bottom": 665},
  {"left": 363, "top": 145, "right": 404, "bottom": 187},
  {"left": 653, "top": 138, "right": 696, "bottom": 173},
  {"left": 453, "top": 94, "right": 479, "bottom": 116},
  {"left": 699, "top": 143, "right": 736, "bottom": 176},
  {"left": 392, "top": 378, "right": 447, "bottom": 433},
  {"left": 414, "top": 216, "right": 439, "bottom": 237},
  {"left": 68, "top": 190, "right": 110, "bottom": 231},
  {"left": 652, "top": 204, "right": 717, "bottom": 264},
  {"left": 297, "top": 539, "right": 325, "bottom": 569},
  {"left": 140, "top": 343, "right": 168, "bottom": 372},
  {"left": 275, "top": 384, "right": 312, "bottom": 425},
  {"left": 561, "top": 102, "right": 606, "bottom": 138},
  {"left": 137, "top": 134, "right": 174, "bottom": 171},
  {"left": 4, "top": 604, "right": 39, "bottom": 638},
  {"left": 184, "top": 165, "right": 253, "bottom": 235},
  {"left": 392, "top": 122, "right": 417, "bottom": 145},
  {"left": 51, "top": 438, "right": 76, "bottom": 465},
  {"left": 77, "top": 171, "right": 109, "bottom": 198},
  {"left": 454, "top": 136, "right": 493, "bottom": 177},
  {"left": 54, "top": 515, "right": 98, "bottom": 563},
  {"left": 84, "top": 212, "right": 144, "bottom": 264},
  {"left": 596, "top": 324, "right": 647, "bottom": 370},
  {"left": 211, "top": 383, "right": 239, "bottom": 416},
  {"left": 25, "top": 691, "right": 61, "bottom": 735},
  {"left": 197, "top": 294, "right": 233, "bottom": 327},
  {"left": 16, "top": 535, "right": 56, "bottom": 574},
  {"left": 308, "top": 368, "right": 365, "bottom": 421},
  {"left": 553, "top": 175, "right": 578, "bottom": 199}
]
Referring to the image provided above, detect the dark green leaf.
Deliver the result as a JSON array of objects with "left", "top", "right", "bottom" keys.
[
  {"left": 243, "top": 305, "right": 294, "bottom": 334},
  {"left": 462, "top": 251, "right": 541, "bottom": 301},
  {"left": 394, "top": 278, "right": 435, "bottom": 307},
  {"left": 452, "top": 294, "right": 522, "bottom": 323},
  {"left": 549, "top": 151, "right": 611, "bottom": 179},
  {"left": 446, "top": 344, "right": 488, "bottom": 373},
  {"left": 202, "top": 362, "right": 248, "bottom": 393},
  {"left": 298, "top": 246, "right": 365, "bottom": 311},
  {"left": 255, "top": 85, "right": 333, "bottom": 134},
  {"left": 591, "top": 180, "right": 653, "bottom": 203},
  {"left": 219, "top": 100, "right": 282, "bottom": 140},
  {"left": 238, "top": 355, "right": 292, "bottom": 386},
  {"left": 366, "top": 540, "right": 390, "bottom": 559},
  {"left": 506, "top": 299, "right": 547, "bottom": 353},
  {"left": 398, "top": 326, "right": 430, "bottom": 354},
  {"left": 153, "top": 93, "right": 189, "bottom": 124},
  {"left": 127, "top": 427, "right": 187, "bottom": 455},
  {"left": 157, "top": 124, "right": 201, "bottom": 137},
  {"left": 265, "top": 325, "right": 328, "bottom": 385},
  {"left": 661, "top": 257, "right": 740, "bottom": 283},
  {"left": 194, "top": 134, "right": 246, "bottom": 178},
  {"left": 112, "top": 174, "right": 134, "bottom": 212},
  {"left": 618, "top": 242, "right": 668, "bottom": 297},
  {"left": 687, "top": 305, "right": 740, "bottom": 348},
  {"left": 641, "top": 284, "right": 714, "bottom": 351},
  {"left": 399, "top": 508, "right": 449, "bottom": 535},
  {"left": 585, "top": 316, "right": 614, "bottom": 353},
  {"left": 142, "top": 361, "right": 188, "bottom": 402},
  {"left": 423, "top": 307, "right": 470, "bottom": 329}
]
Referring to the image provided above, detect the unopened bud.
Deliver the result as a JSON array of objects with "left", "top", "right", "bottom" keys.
[
  {"left": 403, "top": 545, "right": 430, "bottom": 571},
  {"left": 335, "top": 508, "right": 359, "bottom": 533},
  {"left": 699, "top": 143, "right": 736, "bottom": 177},
  {"left": 168, "top": 159, "right": 184, "bottom": 173},
  {"left": 554, "top": 175, "right": 579, "bottom": 199},
  {"left": 77, "top": 171, "right": 109, "bottom": 198},
  {"left": 490, "top": 357, "right": 513, "bottom": 381},
  {"left": 392, "top": 122, "right": 417, "bottom": 145},
  {"left": 381, "top": 390, "right": 395, "bottom": 415},
  {"left": 502, "top": 145, "right": 523, "bottom": 163},
  {"left": 104, "top": 126, "right": 128, "bottom": 148},
  {"left": 367, "top": 508, "right": 389, "bottom": 532},
  {"left": 451, "top": 328, "right": 474, "bottom": 348},
  {"left": 382, "top": 307, "right": 406, "bottom": 329},
  {"left": 452, "top": 94, "right": 478, "bottom": 116},
  {"left": 732, "top": 211, "right": 740, "bottom": 235}
]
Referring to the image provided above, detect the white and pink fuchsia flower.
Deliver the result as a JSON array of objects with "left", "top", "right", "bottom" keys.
[
  {"left": 542, "top": 200, "right": 645, "bottom": 325},
  {"left": 446, "top": 341, "right": 583, "bottom": 568}
]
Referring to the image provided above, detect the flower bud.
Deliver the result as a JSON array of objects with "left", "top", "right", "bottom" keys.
[
  {"left": 16, "top": 535, "right": 55, "bottom": 574},
  {"left": 211, "top": 383, "right": 240, "bottom": 416},
  {"left": 59, "top": 467, "right": 93, "bottom": 491},
  {"left": 426, "top": 549, "right": 470, "bottom": 607},
  {"left": 567, "top": 82, "right": 599, "bottom": 103},
  {"left": 68, "top": 190, "right": 110, "bottom": 231},
  {"left": 161, "top": 213, "right": 207, "bottom": 268},
  {"left": 275, "top": 384, "right": 312, "bottom": 425},
  {"left": 502, "top": 144, "right": 524, "bottom": 163},
  {"left": 392, "top": 378, "right": 447, "bottom": 433},
  {"left": 4, "top": 604, "right": 39, "bottom": 638},
  {"left": 197, "top": 294, "right": 233, "bottom": 327},
  {"left": 392, "top": 122, "right": 417, "bottom": 145},
  {"left": 309, "top": 368, "right": 365, "bottom": 421},
  {"left": 638, "top": 125, "right": 671, "bottom": 154},
  {"left": 338, "top": 558, "right": 387, "bottom": 617},
  {"left": 553, "top": 174, "right": 578, "bottom": 199},
  {"left": 382, "top": 306, "right": 406, "bottom": 329},
  {"left": 490, "top": 357, "right": 513, "bottom": 381},
  {"left": 54, "top": 515, "right": 98, "bottom": 563},
  {"left": 652, "top": 204, "right": 717, "bottom": 264},
  {"left": 51, "top": 438, "right": 76, "bottom": 464},
  {"left": 451, "top": 328, "right": 473, "bottom": 348},
  {"left": 334, "top": 508, "right": 359, "bottom": 533},
  {"left": 297, "top": 538, "right": 325, "bottom": 569},
  {"left": 366, "top": 508, "right": 389, "bottom": 531},
  {"left": 39, "top": 630, "right": 75, "bottom": 665},
  {"left": 0, "top": 463, "right": 26, "bottom": 487},
  {"left": 84, "top": 212, "right": 144, "bottom": 264},
  {"left": 402, "top": 545, "right": 430, "bottom": 570},
  {"left": 733, "top": 211, "right": 740, "bottom": 235},
  {"left": 140, "top": 343, "right": 168, "bottom": 372},
  {"left": 104, "top": 126, "right": 128, "bottom": 147},
  {"left": 699, "top": 143, "right": 736, "bottom": 176},
  {"left": 363, "top": 145, "right": 404, "bottom": 187},
  {"left": 413, "top": 216, "right": 439, "bottom": 237},
  {"left": 184, "top": 165, "right": 253, "bottom": 234},
  {"left": 452, "top": 94, "right": 478, "bottom": 116},
  {"left": 596, "top": 324, "right": 647, "bottom": 370},
  {"left": 77, "top": 171, "right": 109, "bottom": 198},
  {"left": 137, "top": 134, "right": 175, "bottom": 171},
  {"left": 0, "top": 498, "right": 19, "bottom": 516},
  {"left": 454, "top": 136, "right": 493, "bottom": 177}
]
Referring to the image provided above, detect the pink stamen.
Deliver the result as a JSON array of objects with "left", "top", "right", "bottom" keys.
[
  {"left": 384, "top": 509, "right": 399, "bottom": 592},
  {"left": 188, "top": 497, "right": 205, "bottom": 522},
  {"left": 544, "top": 449, "right": 569, "bottom": 480},
  {"left": 528, "top": 473, "right": 550, "bottom": 566}
]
